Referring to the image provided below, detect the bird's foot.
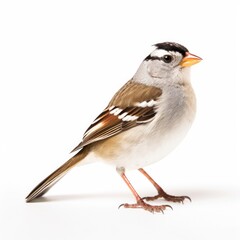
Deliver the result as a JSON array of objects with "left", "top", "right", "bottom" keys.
[
  {"left": 143, "top": 192, "right": 191, "bottom": 203},
  {"left": 119, "top": 199, "right": 172, "bottom": 213}
]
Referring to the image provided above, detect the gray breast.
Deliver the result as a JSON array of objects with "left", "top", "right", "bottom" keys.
[{"left": 153, "top": 84, "right": 196, "bottom": 134}]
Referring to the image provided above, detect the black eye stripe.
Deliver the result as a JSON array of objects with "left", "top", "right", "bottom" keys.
[
  {"left": 144, "top": 55, "right": 162, "bottom": 61},
  {"left": 145, "top": 55, "right": 173, "bottom": 63}
]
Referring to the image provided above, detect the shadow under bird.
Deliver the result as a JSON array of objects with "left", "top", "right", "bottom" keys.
[{"left": 26, "top": 42, "right": 202, "bottom": 213}]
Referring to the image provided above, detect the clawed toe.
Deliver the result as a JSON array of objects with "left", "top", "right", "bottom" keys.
[
  {"left": 143, "top": 193, "right": 191, "bottom": 203},
  {"left": 119, "top": 200, "right": 173, "bottom": 213},
  {"left": 164, "top": 195, "right": 191, "bottom": 203}
]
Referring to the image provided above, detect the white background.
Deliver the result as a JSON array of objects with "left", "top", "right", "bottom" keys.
[{"left": 0, "top": 1, "right": 239, "bottom": 240}]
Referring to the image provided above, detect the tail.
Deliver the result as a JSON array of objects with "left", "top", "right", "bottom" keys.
[{"left": 25, "top": 147, "right": 90, "bottom": 202}]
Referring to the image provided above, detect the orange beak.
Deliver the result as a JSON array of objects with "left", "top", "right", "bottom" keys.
[{"left": 180, "top": 52, "right": 202, "bottom": 67}]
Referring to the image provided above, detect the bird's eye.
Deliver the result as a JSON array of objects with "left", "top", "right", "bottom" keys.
[{"left": 162, "top": 55, "right": 173, "bottom": 63}]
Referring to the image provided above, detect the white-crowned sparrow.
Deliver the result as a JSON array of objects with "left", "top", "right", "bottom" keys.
[{"left": 26, "top": 42, "right": 202, "bottom": 213}]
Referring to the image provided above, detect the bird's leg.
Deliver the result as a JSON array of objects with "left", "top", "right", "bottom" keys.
[
  {"left": 139, "top": 168, "right": 191, "bottom": 203},
  {"left": 117, "top": 167, "right": 172, "bottom": 213}
]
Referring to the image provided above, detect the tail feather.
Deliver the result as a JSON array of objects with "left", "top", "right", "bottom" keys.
[{"left": 26, "top": 147, "right": 90, "bottom": 202}]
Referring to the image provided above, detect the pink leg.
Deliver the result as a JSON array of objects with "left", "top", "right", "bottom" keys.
[
  {"left": 139, "top": 168, "right": 191, "bottom": 203},
  {"left": 117, "top": 167, "right": 172, "bottom": 213}
]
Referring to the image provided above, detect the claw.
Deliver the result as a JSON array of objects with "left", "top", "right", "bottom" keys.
[
  {"left": 166, "top": 205, "right": 173, "bottom": 210},
  {"left": 185, "top": 196, "right": 192, "bottom": 202},
  {"left": 118, "top": 203, "right": 124, "bottom": 210}
]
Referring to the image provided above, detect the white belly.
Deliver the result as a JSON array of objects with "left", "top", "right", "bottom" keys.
[{"left": 112, "top": 115, "right": 194, "bottom": 170}]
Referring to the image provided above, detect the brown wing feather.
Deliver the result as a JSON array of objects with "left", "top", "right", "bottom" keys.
[
  {"left": 108, "top": 80, "right": 162, "bottom": 108},
  {"left": 71, "top": 81, "right": 162, "bottom": 153}
]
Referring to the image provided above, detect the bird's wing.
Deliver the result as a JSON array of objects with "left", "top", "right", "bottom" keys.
[{"left": 71, "top": 80, "right": 162, "bottom": 152}]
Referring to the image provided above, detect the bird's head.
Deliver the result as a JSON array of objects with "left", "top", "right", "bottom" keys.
[{"left": 134, "top": 42, "right": 202, "bottom": 86}]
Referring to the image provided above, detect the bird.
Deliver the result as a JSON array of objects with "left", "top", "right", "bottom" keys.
[{"left": 26, "top": 42, "right": 202, "bottom": 213}]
